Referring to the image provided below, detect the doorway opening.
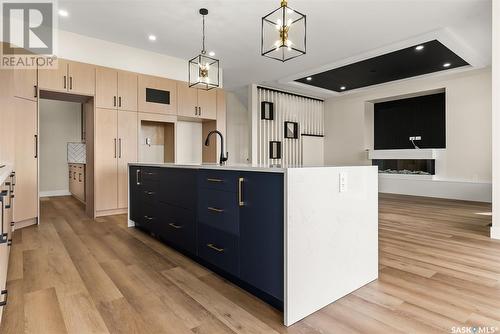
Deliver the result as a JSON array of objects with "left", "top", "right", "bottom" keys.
[{"left": 38, "top": 91, "right": 95, "bottom": 218}]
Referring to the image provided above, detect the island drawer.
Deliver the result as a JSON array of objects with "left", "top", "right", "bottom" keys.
[
  {"left": 158, "top": 168, "right": 197, "bottom": 210},
  {"left": 198, "top": 188, "right": 239, "bottom": 235},
  {"left": 157, "top": 203, "right": 196, "bottom": 254},
  {"left": 141, "top": 167, "right": 160, "bottom": 182},
  {"left": 197, "top": 224, "right": 239, "bottom": 277},
  {"left": 136, "top": 202, "right": 158, "bottom": 233},
  {"left": 198, "top": 170, "right": 239, "bottom": 193}
]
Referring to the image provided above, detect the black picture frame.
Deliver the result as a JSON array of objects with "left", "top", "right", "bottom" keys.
[
  {"left": 261, "top": 102, "right": 274, "bottom": 120},
  {"left": 269, "top": 141, "right": 282, "bottom": 159},
  {"left": 284, "top": 121, "right": 299, "bottom": 139}
]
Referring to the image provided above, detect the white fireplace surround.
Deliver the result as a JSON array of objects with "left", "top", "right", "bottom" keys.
[{"left": 368, "top": 149, "right": 491, "bottom": 202}]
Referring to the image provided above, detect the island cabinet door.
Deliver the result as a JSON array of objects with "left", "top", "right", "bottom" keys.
[
  {"left": 239, "top": 172, "right": 284, "bottom": 302},
  {"left": 129, "top": 166, "right": 142, "bottom": 224}
]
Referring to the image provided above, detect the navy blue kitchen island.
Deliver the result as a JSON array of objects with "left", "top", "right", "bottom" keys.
[{"left": 129, "top": 163, "right": 378, "bottom": 326}]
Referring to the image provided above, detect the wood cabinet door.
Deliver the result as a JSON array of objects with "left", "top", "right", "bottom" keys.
[
  {"left": 138, "top": 74, "right": 177, "bottom": 115},
  {"left": 177, "top": 81, "right": 198, "bottom": 118},
  {"left": 197, "top": 89, "right": 217, "bottom": 120},
  {"left": 95, "top": 108, "right": 118, "bottom": 211},
  {"left": 13, "top": 69, "right": 37, "bottom": 101},
  {"left": 68, "top": 60, "right": 95, "bottom": 96},
  {"left": 117, "top": 111, "right": 138, "bottom": 209},
  {"left": 13, "top": 97, "right": 38, "bottom": 223},
  {"left": 38, "top": 59, "right": 68, "bottom": 92},
  {"left": 118, "top": 71, "right": 138, "bottom": 111},
  {"left": 68, "top": 164, "right": 74, "bottom": 195},
  {"left": 76, "top": 165, "right": 85, "bottom": 202},
  {"left": 96, "top": 67, "right": 117, "bottom": 109}
]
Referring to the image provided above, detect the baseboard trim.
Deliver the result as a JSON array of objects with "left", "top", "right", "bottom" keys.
[
  {"left": 96, "top": 208, "right": 127, "bottom": 217},
  {"left": 378, "top": 177, "right": 492, "bottom": 203},
  {"left": 40, "top": 190, "right": 71, "bottom": 198},
  {"left": 491, "top": 226, "right": 500, "bottom": 240},
  {"left": 13, "top": 218, "right": 37, "bottom": 231}
]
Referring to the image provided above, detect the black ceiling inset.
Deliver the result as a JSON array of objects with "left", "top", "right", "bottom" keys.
[{"left": 296, "top": 40, "right": 469, "bottom": 92}]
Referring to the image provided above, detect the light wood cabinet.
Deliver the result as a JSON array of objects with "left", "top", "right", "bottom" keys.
[
  {"left": 177, "top": 81, "right": 216, "bottom": 120},
  {"left": 95, "top": 108, "right": 118, "bottom": 212},
  {"left": 198, "top": 89, "right": 217, "bottom": 120},
  {"left": 117, "top": 111, "right": 138, "bottom": 208},
  {"left": 138, "top": 74, "right": 177, "bottom": 115},
  {"left": 96, "top": 67, "right": 137, "bottom": 111},
  {"left": 38, "top": 58, "right": 69, "bottom": 93},
  {"left": 68, "top": 164, "right": 85, "bottom": 203},
  {"left": 38, "top": 59, "right": 95, "bottom": 95},
  {"left": 95, "top": 108, "right": 137, "bottom": 213},
  {"left": 13, "top": 97, "right": 38, "bottom": 223},
  {"left": 118, "top": 71, "right": 138, "bottom": 111},
  {"left": 68, "top": 61, "right": 95, "bottom": 95},
  {"left": 13, "top": 69, "right": 37, "bottom": 101}
]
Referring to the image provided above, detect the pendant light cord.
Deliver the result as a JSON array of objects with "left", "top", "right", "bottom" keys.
[{"left": 201, "top": 14, "right": 206, "bottom": 54}]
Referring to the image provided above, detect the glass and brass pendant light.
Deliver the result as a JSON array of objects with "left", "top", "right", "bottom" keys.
[
  {"left": 261, "top": 0, "right": 306, "bottom": 62},
  {"left": 189, "top": 8, "right": 220, "bottom": 90}
]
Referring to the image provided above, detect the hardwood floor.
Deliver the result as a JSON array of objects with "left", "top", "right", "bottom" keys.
[{"left": 1, "top": 194, "right": 498, "bottom": 334}]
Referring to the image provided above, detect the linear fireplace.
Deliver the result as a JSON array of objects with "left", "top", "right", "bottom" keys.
[{"left": 372, "top": 159, "right": 435, "bottom": 175}]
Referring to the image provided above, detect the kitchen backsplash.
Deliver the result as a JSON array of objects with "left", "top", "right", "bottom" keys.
[{"left": 67, "top": 142, "right": 86, "bottom": 164}]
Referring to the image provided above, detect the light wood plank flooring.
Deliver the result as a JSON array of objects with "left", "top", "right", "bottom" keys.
[{"left": 1, "top": 194, "right": 498, "bottom": 334}]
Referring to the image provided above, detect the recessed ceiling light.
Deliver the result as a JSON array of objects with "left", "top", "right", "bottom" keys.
[
  {"left": 415, "top": 45, "right": 424, "bottom": 51},
  {"left": 208, "top": 51, "right": 215, "bottom": 57},
  {"left": 340, "top": 86, "right": 346, "bottom": 90},
  {"left": 306, "top": 77, "right": 312, "bottom": 81},
  {"left": 148, "top": 35, "right": 157, "bottom": 41},
  {"left": 443, "top": 62, "right": 451, "bottom": 68},
  {"left": 58, "top": 9, "right": 69, "bottom": 17}
]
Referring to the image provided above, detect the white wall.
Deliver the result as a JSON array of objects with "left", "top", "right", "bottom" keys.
[
  {"left": 39, "top": 99, "right": 82, "bottom": 195},
  {"left": 175, "top": 121, "right": 202, "bottom": 164},
  {"left": 325, "top": 68, "right": 492, "bottom": 184},
  {"left": 226, "top": 90, "right": 250, "bottom": 164},
  {"left": 492, "top": 1, "right": 500, "bottom": 238}
]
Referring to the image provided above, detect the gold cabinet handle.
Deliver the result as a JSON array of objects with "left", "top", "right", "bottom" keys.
[
  {"left": 168, "top": 223, "right": 182, "bottom": 229},
  {"left": 207, "top": 178, "right": 223, "bottom": 183},
  {"left": 208, "top": 207, "right": 224, "bottom": 213},
  {"left": 207, "top": 243, "right": 224, "bottom": 252},
  {"left": 238, "top": 177, "right": 244, "bottom": 207}
]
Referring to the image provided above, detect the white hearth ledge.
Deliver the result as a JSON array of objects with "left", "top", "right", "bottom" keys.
[{"left": 368, "top": 149, "right": 444, "bottom": 160}]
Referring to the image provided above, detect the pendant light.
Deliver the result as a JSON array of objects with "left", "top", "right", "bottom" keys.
[
  {"left": 261, "top": 0, "right": 306, "bottom": 62},
  {"left": 189, "top": 8, "right": 220, "bottom": 90}
]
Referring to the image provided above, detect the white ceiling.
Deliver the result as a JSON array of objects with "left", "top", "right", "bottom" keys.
[{"left": 58, "top": 0, "right": 492, "bottom": 95}]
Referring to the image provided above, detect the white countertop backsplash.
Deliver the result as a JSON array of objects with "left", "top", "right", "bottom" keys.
[{"left": 67, "top": 142, "right": 86, "bottom": 164}]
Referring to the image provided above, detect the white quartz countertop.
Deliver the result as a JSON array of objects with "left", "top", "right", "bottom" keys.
[
  {"left": 0, "top": 164, "right": 13, "bottom": 185},
  {"left": 129, "top": 162, "right": 377, "bottom": 174},
  {"left": 128, "top": 162, "right": 287, "bottom": 173}
]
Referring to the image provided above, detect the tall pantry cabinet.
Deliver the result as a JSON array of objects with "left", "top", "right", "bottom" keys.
[
  {"left": 12, "top": 70, "right": 38, "bottom": 225},
  {"left": 95, "top": 67, "right": 138, "bottom": 215}
]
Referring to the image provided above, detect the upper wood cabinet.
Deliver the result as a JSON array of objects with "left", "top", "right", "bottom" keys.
[
  {"left": 13, "top": 68, "right": 37, "bottom": 101},
  {"left": 138, "top": 74, "right": 177, "bottom": 115},
  {"left": 198, "top": 89, "right": 217, "bottom": 120},
  {"left": 177, "top": 81, "right": 216, "bottom": 120},
  {"left": 38, "top": 59, "right": 95, "bottom": 95},
  {"left": 177, "top": 81, "right": 198, "bottom": 118},
  {"left": 96, "top": 67, "right": 137, "bottom": 111}
]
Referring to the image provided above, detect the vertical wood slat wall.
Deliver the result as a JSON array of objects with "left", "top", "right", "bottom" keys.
[{"left": 257, "top": 88, "right": 324, "bottom": 166}]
